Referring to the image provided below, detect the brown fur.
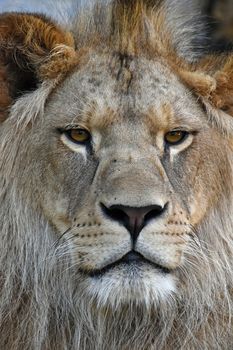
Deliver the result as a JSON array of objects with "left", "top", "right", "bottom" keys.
[
  {"left": 0, "top": 64, "right": 12, "bottom": 122},
  {"left": 0, "top": 13, "right": 76, "bottom": 121},
  {"left": 179, "top": 54, "right": 233, "bottom": 117}
]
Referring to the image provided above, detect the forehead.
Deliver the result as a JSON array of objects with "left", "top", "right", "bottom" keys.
[{"left": 48, "top": 53, "right": 205, "bottom": 130}]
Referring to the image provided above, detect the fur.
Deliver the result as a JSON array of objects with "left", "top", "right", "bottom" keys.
[{"left": 1, "top": 1, "right": 233, "bottom": 349}]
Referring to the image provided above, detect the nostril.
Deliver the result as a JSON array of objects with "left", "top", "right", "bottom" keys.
[
  {"left": 100, "top": 203, "right": 129, "bottom": 226},
  {"left": 144, "top": 203, "right": 168, "bottom": 225}
]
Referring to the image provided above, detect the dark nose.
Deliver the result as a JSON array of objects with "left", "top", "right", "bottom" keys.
[{"left": 101, "top": 203, "right": 167, "bottom": 242}]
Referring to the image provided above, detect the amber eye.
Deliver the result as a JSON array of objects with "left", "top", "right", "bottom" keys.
[
  {"left": 164, "top": 130, "right": 188, "bottom": 145},
  {"left": 66, "top": 128, "right": 91, "bottom": 144}
]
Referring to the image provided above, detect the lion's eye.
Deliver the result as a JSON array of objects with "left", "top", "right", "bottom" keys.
[
  {"left": 164, "top": 131, "right": 188, "bottom": 145},
  {"left": 66, "top": 128, "right": 91, "bottom": 144}
]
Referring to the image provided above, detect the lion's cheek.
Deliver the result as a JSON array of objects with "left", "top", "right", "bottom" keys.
[
  {"left": 189, "top": 191, "right": 212, "bottom": 226},
  {"left": 41, "top": 196, "right": 72, "bottom": 234}
]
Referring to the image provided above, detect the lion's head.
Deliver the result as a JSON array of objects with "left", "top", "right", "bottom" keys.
[{"left": 1, "top": 1, "right": 233, "bottom": 349}]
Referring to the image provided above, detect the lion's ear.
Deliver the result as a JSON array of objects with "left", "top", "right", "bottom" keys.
[
  {"left": 0, "top": 13, "right": 76, "bottom": 122},
  {"left": 179, "top": 55, "right": 233, "bottom": 134}
]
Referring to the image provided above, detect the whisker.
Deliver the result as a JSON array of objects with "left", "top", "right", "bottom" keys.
[{"left": 53, "top": 227, "right": 72, "bottom": 248}]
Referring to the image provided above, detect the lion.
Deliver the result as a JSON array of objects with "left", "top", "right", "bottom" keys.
[{"left": 0, "top": 0, "right": 233, "bottom": 349}]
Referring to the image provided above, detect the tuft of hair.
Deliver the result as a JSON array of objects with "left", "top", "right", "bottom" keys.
[
  {"left": 67, "top": 0, "right": 210, "bottom": 62},
  {"left": 0, "top": 12, "right": 77, "bottom": 123}
]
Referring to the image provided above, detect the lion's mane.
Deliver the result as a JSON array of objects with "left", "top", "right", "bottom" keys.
[{"left": 0, "top": 1, "right": 233, "bottom": 349}]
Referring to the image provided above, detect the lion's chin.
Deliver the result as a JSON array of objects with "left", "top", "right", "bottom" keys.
[{"left": 79, "top": 263, "right": 177, "bottom": 308}]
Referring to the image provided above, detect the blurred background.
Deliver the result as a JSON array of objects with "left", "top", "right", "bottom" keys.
[
  {"left": 201, "top": 0, "right": 233, "bottom": 50},
  {"left": 0, "top": 0, "right": 233, "bottom": 51}
]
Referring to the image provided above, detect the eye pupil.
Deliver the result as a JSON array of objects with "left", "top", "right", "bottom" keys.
[
  {"left": 68, "top": 129, "right": 90, "bottom": 143},
  {"left": 165, "top": 131, "right": 187, "bottom": 145}
]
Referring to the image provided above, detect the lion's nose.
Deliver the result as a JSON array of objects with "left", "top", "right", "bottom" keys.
[{"left": 101, "top": 203, "right": 167, "bottom": 242}]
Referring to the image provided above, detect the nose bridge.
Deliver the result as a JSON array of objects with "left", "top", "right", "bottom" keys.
[{"left": 98, "top": 146, "right": 168, "bottom": 207}]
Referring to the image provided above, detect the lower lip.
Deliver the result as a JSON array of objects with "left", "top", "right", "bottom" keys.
[{"left": 82, "top": 260, "right": 171, "bottom": 278}]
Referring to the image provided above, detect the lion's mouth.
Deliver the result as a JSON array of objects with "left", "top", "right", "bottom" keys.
[{"left": 83, "top": 251, "right": 171, "bottom": 278}]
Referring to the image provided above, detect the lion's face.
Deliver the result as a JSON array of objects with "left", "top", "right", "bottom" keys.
[
  {"left": 1, "top": 7, "right": 233, "bottom": 349},
  {"left": 31, "top": 53, "right": 228, "bottom": 306}
]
